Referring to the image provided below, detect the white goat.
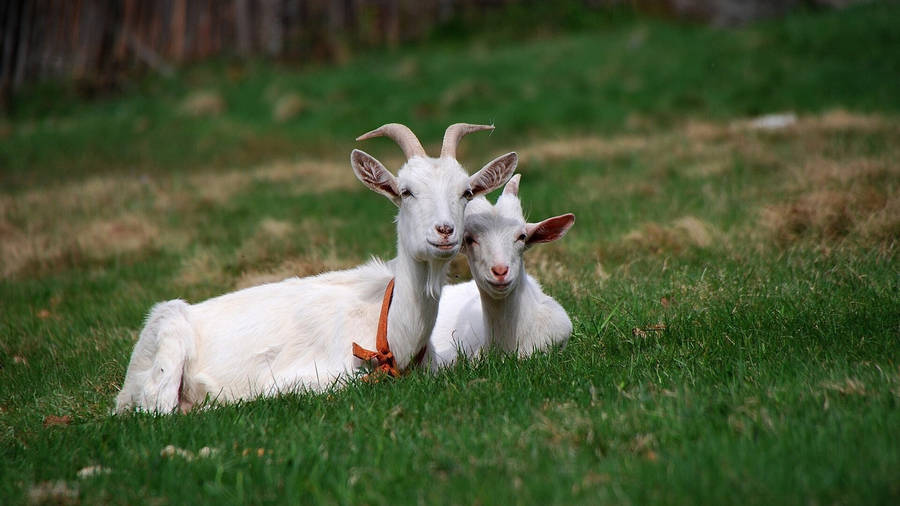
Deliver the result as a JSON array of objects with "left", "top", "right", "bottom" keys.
[
  {"left": 115, "top": 123, "right": 517, "bottom": 413},
  {"left": 427, "top": 174, "right": 575, "bottom": 369}
]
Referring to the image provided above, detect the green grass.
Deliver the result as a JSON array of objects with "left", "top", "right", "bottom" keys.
[{"left": 2, "top": 3, "right": 899, "bottom": 504}]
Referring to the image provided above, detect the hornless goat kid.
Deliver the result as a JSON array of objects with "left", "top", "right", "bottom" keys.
[
  {"left": 426, "top": 174, "right": 575, "bottom": 370},
  {"left": 116, "top": 123, "right": 517, "bottom": 413}
]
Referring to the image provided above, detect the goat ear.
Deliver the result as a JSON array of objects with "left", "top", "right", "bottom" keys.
[
  {"left": 525, "top": 213, "right": 575, "bottom": 245},
  {"left": 351, "top": 149, "right": 401, "bottom": 206},
  {"left": 502, "top": 173, "right": 521, "bottom": 197},
  {"left": 469, "top": 152, "right": 517, "bottom": 197}
]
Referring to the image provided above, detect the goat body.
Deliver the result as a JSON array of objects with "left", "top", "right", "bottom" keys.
[
  {"left": 117, "top": 258, "right": 431, "bottom": 411},
  {"left": 428, "top": 274, "right": 572, "bottom": 369},
  {"left": 115, "top": 123, "right": 517, "bottom": 413},
  {"left": 427, "top": 175, "right": 575, "bottom": 370}
]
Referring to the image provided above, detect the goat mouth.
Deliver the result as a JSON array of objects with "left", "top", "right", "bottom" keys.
[
  {"left": 487, "top": 280, "right": 512, "bottom": 289},
  {"left": 427, "top": 240, "right": 458, "bottom": 251}
]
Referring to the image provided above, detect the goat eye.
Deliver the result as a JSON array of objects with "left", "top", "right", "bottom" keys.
[
  {"left": 462, "top": 189, "right": 474, "bottom": 201},
  {"left": 517, "top": 233, "right": 527, "bottom": 242},
  {"left": 401, "top": 189, "right": 413, "bottom": 198},
  {"left": 464, "top": 236, "right": 476, "bottom": 246}
]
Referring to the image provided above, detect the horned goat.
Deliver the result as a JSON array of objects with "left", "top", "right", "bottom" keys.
[
  {"left": 426, "top": 174, "right": 575, "bottom": 370},
  {"left": 115, "top": 123, "right": 517, "bottom": 413}
]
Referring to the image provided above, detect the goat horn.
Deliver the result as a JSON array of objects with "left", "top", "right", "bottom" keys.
[
  {"left": 356, "top": 123, "right": 427, "bottom": 160},
  {"left": 440, "top": 123, "right": 494, "bottom": 159}
]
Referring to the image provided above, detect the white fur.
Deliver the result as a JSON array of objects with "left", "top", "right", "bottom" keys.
[
  {"left": 426, "top": 176, "right": 574, "bottom": 370},
  {"left": 115, "top": 137, "right": 517, "bottom": 413}
]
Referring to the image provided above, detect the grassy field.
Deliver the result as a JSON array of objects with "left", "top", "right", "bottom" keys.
[{"left": 2, "top": 3, "right": 899, "bottom": 504}]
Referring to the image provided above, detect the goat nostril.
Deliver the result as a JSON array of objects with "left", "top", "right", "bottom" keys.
[
  {"left": 491, "top": 265, "right": 509, "bottom": 277},
  {"left": 435, "top": 224, "right": 454, "bottom": 236}
]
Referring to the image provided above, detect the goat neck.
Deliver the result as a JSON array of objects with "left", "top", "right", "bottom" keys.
[
  {"left": 475, "top": 262, "right": 536, "bottom": 353},
  {"left": 385, "top": 239, "right": 449, "bottom": 369}
]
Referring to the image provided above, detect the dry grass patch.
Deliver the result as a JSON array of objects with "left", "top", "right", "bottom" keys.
[
  {"left": 176, "top": 216, "right": 356, "bottom": 290},
  {"left": 528, "top": 247, "right": 579, "bottom": 283},
  {"left": 27, "top": 481, "right": 79, "bottom": 505},
  {"left": 567, "top": 172, "right": 619, "bottom": 204},
  {"left": 519, "top": 135, "right": 648, "bottom": 165},
  {"left": 272, "top": 93, "right": 305, "bottom": 122},
  {"left": 804, "top": 109, "right": 891, "bottom": 132},
  {"left": 179, "top": 90, "right": 225, "bottom": 117},
  {"left": 188, "top": 159, "right": 357, "bottom": 205},
  {"left": 761, "top": 156, "right": 899, "bottom": 245},
  {"left": 1, "top": 156, "right": 360, "bottom": 278},
  {"left": 520, "top": 110, "right": 894, "bottom": 182},
  {"left": 4, "top": 110, "right": 894, "bottom": 278},
  {"left": 235, "top": 216, "right": 341, "bottom": 266},
  {"left": 176, "top": 248, "right": 231, "bottom": 288},
  {"left": 761, "top": 189, "right": 889, "bottom": 244},
  {"left": 235, "top": 251, "right": 355, "bottom": 289},
  {"left": 0, "top": 213, "right": 167, "bottom": 278},
  {"left": 684, "top": 158, "right": 732, "bottom": 178},
  {"left": 620, "top": 216, "right": 720, "bottom": 254},
  {"left": 687, "top": 109, "right": 893, "bottom": 139},
  {"left": 77, "top": 214, "right": 161, "bottom": 259},
  {"left": 233, "top": 217, "right": 353, "bottom": 288},
  {"left": 728, "top": 397, "right": 776, "bottom": 434},
  {"left": 821, "top": 378, "right": 867, "bottom": 396},
  {"left": 1, "top": 175, "right": 176, "bottom": 277},
  {"left": 525, "top": 110, "right": 900, "bottom": 250},
  {"left": 532, "top": 401, "right": 595, "bottom": 449}
]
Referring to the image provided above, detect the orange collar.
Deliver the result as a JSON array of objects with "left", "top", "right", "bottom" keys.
[{"left": 353, "top": 278, "right": 401, "bottom": 379}]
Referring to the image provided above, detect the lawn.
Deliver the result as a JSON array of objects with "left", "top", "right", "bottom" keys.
[{"left": 1, "top": 3, "right": 898, "bottom": 504}]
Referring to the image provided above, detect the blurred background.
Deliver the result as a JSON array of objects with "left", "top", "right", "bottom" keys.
[
  {"left": 0, "top": 0, "right": 865, "bottom": 101},
  {"left": 1, "top": 0, "right": 892, "bottom": 190}
]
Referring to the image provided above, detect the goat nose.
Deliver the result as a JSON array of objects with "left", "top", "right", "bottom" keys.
[
  {"left": 435, "top": 224, "right": 454, "bottom": 236},
  {"left": 491, "top": 264, "right": 509, "bottom": 278}
]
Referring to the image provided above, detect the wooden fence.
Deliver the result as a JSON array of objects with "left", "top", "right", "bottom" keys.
[{"left": 0, "top": 0, "right": 852, "bottom": 103}]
